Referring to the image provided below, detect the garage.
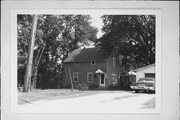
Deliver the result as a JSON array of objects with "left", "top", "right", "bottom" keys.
[
  {"left": 145, "top": 73, "right": 155, "bottom": 78},
  {"left": 134, "top": 64, "right": 155, "bottom": 82}
]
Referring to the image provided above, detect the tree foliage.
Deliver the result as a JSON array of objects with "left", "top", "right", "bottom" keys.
[
  {"left": 17, "top": 14, "right": 97, "bottom": 89},
  {"left": 96, "top": 15, "right": 155, "bottom": 73}
]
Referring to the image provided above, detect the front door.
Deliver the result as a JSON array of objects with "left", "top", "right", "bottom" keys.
[{"left": 99, "top": 74, "right": 105, "bottom": 87}]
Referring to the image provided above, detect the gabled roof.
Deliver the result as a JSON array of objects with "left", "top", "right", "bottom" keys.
[
  {"left": 95, "top": 69, "right": 105, "bottom": 74},
  {"left": 134, "top": 64, "right": 155, "bottom": 72},
  {"left": 63, "top": 47, "right": 112, "bottom": 63}
]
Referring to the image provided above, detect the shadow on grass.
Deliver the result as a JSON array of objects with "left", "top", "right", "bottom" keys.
[
  {"left": 18, "top": 89, "right": 150, "bottom": 105},
  {"left": 113, "top": 95, "right": 139, "bottom": 100},
  {"left": 18, "top": 89, "right": 101, "bottom": 105},
  {"left": 141, "top": 97, "right": 155, "bottom": 109},
  {"left": 101, "top": 94, "right": 139, "bottom": 103}
]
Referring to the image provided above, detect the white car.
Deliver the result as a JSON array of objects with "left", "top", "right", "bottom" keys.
[{"left": 130, "top": 78, "right": 155, "bottom": 93}]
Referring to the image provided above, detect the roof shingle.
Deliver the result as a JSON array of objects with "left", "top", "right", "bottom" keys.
[{"left": 64, "top": 47, "right": 112, "bottom": 62}]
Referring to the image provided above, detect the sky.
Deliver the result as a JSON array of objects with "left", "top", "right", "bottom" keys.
[
  {"left": 90, "top": 14, "right": 104, "bottom": 39},
  {"left": 83, "top": 14, "right": 103, "bottom": 48}
]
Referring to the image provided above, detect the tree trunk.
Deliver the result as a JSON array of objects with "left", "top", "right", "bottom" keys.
[
  {"left": 68, "top": 67, "right": 74, "bottom": 91},
  {"left": 23, "top": 15, "right": 38, "bottom": 92},
  {"left": 31, "top": 44, "right": 45, "bottom": 89}
]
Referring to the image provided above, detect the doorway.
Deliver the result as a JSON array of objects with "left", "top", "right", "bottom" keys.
[{"left": 99, "top": 74, "right": 105, "bottom": 87}]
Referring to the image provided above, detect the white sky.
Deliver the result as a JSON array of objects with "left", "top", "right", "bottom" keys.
[
  {"left": 83, "top": 14, "right": 103, "bottom": 48},
  {"left": 90, "top": 14, "right": 104, "bottom": 39}
]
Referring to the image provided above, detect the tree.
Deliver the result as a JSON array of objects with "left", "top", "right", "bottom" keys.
[
  {"left": 56, "top": 15, "right": 98, "bottom": 61},
  {"left": 17, "top": 15, "right": 33, "bottom": 87},
  {"left": 23, "top": 15, "right": 38, "bottom": 92},
  {"left": 36, "top": 15, "right": 98, "bottom": 89},
  {"left": 17, "top": 14, "right": 98, "bottom": 89},
  {"left": 17, "top": 14, "right": 45, "bottom": 89},
  {"left": 96, "top": 15, "right": 155, "bottom": 73}
]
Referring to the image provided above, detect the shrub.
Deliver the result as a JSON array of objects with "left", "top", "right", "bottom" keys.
[
  {"left": 108, "top": 84, "right": 120, "bottom": 90},
  {"left": 77, "top": 83, "right": 89, "bottom": 90},
  {"left": 89, "top": 84, "right": 98, "bottom": 89}
]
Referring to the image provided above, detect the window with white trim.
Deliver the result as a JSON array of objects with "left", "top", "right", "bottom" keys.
[
  {"left": 112, "top": 74, "right": 117, "bottom": 84},
  {"left": 73, "top": 72, "right": 78, "bottom": 82},
  {"left": 91, "top": 61, "right": 95, "bottom": 65},
  {"left": 113, "top": 57, "right": 116, "bottom": 67},
  {"left": 87, "top": 72, "right": 93, "bottom": 82}
]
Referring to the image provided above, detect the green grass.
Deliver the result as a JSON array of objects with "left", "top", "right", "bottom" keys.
[{"left": 18, "top": 89, "right": 98, "bottom": 104}]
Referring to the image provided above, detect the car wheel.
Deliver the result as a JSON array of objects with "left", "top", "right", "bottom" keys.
[{"left": 135, "top": 90, "right": 139, "bottom": 93}]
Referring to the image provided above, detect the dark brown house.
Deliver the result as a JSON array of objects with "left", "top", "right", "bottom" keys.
[{"left": 63, "top": 47, "right": 122, "bottom": 89}]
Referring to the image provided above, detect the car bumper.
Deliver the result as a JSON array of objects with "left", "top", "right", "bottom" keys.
[{"left": 130, "top": 86, "right": 155, "bottom": 91}]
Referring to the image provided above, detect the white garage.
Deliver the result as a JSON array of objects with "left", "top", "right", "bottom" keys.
[{"left": 134, "top": 64, "right": 155, "bottom": 82}]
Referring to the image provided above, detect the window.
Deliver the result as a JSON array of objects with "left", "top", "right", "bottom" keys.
[
  {"left": 75, "top": 62, "right": 79, "bottom": 66},
  {"left": 91, "top": 61, "right": 95, "bottom": 65},
  {"left": 87, "top": 72, "right": 93, "bottom": 82},
  {"left": 112, "top": 74, "right": 117, "bottom": 84},
  {"left": 73, "top": 72, "right": 78, "bottom": 82},
  {"left": 145, "top": 73, "right": 155, "bottom": 78},
  {"left": 113, "top": 57, "right": 116, "bottom": 67}
]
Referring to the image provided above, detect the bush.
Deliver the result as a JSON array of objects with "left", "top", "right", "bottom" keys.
[
  {"left": 89, "top": 84, "right": 98, "bottom": 89},
  {"left": 108, "top": 84, "right": 120, "bottom": 90},
  {"left": 36, "top": 63, "right": 65, "bottom": 89},
  {"left": 17, "top": 65, "right": 26, "bottom": 87},
  {"left": 76, "top": 83, "right": 89, "bottom": 90}
]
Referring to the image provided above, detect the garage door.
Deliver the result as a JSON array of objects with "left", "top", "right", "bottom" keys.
[{"left": 145, "top": 73, "right": 155, "bottom": 78}]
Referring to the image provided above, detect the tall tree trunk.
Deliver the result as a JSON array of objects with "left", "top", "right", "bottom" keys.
[
  {"left": 23, "top": 15, "right": 38, "bottom": 92},
  {"left": 32, "top": 44, "right": 45, "bottom": 89},
  {"left": 68, "top": 67, "right": 74, "bottom": 91}
]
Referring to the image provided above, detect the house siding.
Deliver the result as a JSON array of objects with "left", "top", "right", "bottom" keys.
[
  {"left": 64, "top": 61, "right": 106, "bottom": 89},
  {"left": 106, "top": 52, "right": 121, "bottom": 88},
  {"left": 63, "top": 48, "right": 122, "bottom": 90}
]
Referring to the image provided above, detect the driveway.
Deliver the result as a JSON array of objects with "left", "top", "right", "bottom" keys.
[{"left": 17, "top": 91, "right": 155, "bottom": 113}]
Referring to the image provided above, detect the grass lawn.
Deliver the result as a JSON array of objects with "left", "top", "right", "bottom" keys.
[{"left": 18, "top": 89, "right": 98, "bottom": 104}]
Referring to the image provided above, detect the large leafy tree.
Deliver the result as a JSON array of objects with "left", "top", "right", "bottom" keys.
[
  {"left": 96, "top": 15, "right": 155, "bottom": 73},
  {"left": 17, "top": 15, "right": 33, "bottom": 87},
  {"left": 17, "top": 14, "right": 97, "bottom": 89}
]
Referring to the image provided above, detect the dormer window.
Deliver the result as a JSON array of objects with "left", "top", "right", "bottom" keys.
[
  {"left": 91, "top": 61, "right": 95, "bottom": 65},
  {"left": 75, "top": 62, "right": 79, "bottom": 66}
]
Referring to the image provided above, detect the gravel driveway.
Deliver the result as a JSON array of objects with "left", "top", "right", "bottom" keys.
[{"left": 17, "top": 90, "right": 155, "bottom": 113}]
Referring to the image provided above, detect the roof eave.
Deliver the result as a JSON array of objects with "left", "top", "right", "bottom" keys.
[
  {"left": 134, "top": 64, "right": 155, "bottom": 72},
  {"left": 63, "top": 60, "right": 108, "bottom": 63}
]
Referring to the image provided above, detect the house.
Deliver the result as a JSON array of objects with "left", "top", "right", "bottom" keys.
[
  {"left": 63, "top": 47, "right": 121, "bottom": 89},
  {"left": 134, "top": 64, "right": 155, "bottom": 82}
]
